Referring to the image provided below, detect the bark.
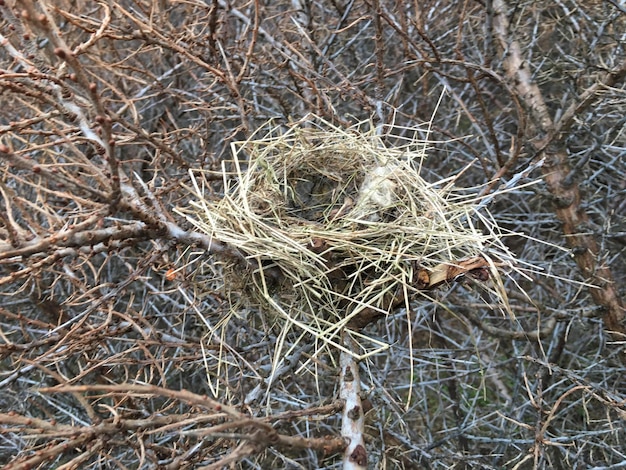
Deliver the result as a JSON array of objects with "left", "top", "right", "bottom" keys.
[{"left": 492, "top": 0, "right": 626, "bottom": 337}]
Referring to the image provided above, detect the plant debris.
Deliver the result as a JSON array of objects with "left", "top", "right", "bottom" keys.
[{"left": 178, "top": 115, "right": 518, "bottom": 358}]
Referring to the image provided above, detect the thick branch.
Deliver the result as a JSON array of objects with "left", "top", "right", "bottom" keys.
[
  {"left": 491, "top": 0, "right": 626, "bottom": 337},
  {"left": 0, "top": 221, "right": 148, "bottom": 261},
  {"left": 340, "top": 333, "right": 367, "bottom": 470}
]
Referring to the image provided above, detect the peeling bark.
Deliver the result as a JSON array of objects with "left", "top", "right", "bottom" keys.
[
  {"left": 492, "top": 0, "right": 626, "bottom": 338},
  {"left": 340, "top": 333, "right": 367, "bottom": 470}
]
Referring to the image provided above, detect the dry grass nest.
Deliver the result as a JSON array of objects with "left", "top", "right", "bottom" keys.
[{"left": 178, "top": 116, "right": 517, "bottom": 358}]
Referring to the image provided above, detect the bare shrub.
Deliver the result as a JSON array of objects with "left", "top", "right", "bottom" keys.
[{"left": 1, "top": 0, "right": 624, "bottom": 468}]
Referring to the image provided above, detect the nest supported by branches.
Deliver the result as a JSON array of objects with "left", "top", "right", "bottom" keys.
[{"left": 178, "top": 116, "right": 516, "bottom": 358}]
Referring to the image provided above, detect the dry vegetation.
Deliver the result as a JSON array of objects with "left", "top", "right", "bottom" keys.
[{"left": 1, "top": 0, "right": 625, "bottom": 469}]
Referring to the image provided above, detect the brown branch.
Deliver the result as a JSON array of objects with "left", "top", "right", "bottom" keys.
[
  {"left": 0, "top": 144, "right": 109, "bottom": 201},
  {"left": 21, "top": 0, "right": 119, "bottom": 204},
  {"left": 0, "top": 221, "right": 147, "bottom": 261},
  {"left": 1, "top": 431, "right": 96, "bottom": 470},
  {"left": 492, "top": 0, "right": 626, "bottom": 337},
  {"left": 31, "top": 384, "right": 345, "bottom": 467}
]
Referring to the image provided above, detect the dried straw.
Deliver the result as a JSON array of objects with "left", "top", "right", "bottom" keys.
[{"left": 177, "top": 115, "right": 517, "bottom": 359}]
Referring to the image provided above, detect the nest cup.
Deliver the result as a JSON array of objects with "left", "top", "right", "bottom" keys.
[{"left": 181, "top": 116, "right": 511, "bottom": 357}]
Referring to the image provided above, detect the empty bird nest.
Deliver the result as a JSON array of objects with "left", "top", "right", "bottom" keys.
[{"left": 178, "top": 116, "right": 516, "bottom": 358}]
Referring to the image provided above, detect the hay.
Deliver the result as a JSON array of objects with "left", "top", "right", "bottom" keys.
[{"left": 177, "top": 116, "right": 515, "bottom": 358}]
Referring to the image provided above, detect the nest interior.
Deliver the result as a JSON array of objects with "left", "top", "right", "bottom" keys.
[{"left": 181, "top": 117, "right": 513, "bottom": 357}]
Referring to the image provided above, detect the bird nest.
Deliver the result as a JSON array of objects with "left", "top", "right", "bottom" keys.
[{"left": 178, "top": 116, "right": 515, "bottom": 358}]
